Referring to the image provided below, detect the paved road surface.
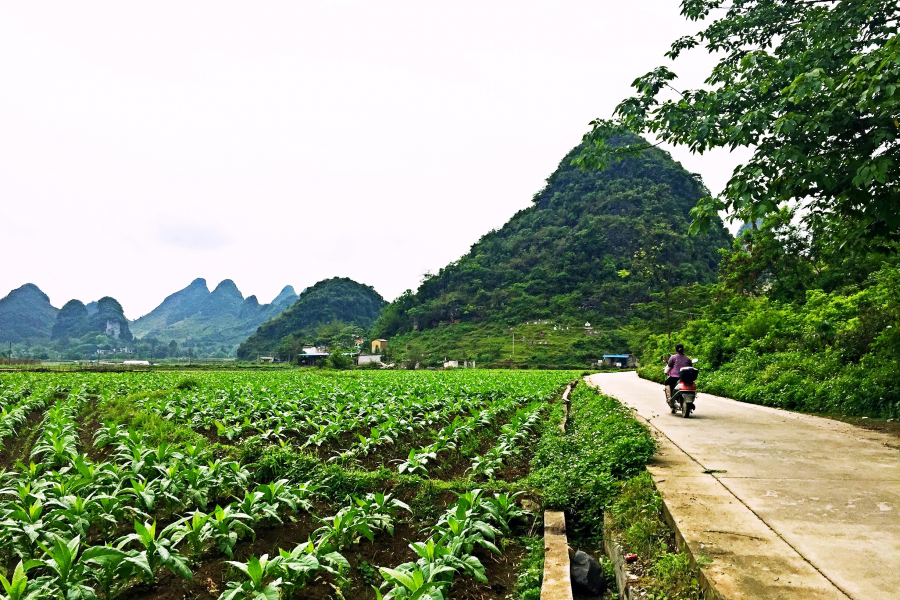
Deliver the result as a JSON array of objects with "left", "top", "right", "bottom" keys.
[{"left": 587, "top": 372, "right": 900, "bottom": 600}]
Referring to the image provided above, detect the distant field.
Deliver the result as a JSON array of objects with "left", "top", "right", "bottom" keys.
[{"left": 0, "top": 369, "right": 582, "bottom": 600}]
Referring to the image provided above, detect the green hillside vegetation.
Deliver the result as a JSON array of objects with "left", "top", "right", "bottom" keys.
[
  {"left": 50, "top": 296, "right": 134, "bottom": 359},
  {"left": 0, "top": 283, "right": 58, "bottom": 343},
  {"left": 238, "top": 277, "right": 387, "bottom": 360},
  {"left": 637, "top": 211, "right": 900, "bottom": 418},
  {"left": 130, "top": 279, "right": 299, "bottom": 356},
  {"left": 374, "top": 138, "right": 731, "bottom": 367}
]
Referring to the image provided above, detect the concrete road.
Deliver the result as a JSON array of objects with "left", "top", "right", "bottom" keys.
[{"left": 587, "top": 372, "right": 900, "bottom": 600}]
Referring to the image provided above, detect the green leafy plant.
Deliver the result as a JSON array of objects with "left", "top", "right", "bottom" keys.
[
  {"left": 375, "top": 564, "right": 454, "bottom": 600},
  {"left": 208, "top": 505, "right": 254, "bottom": 559},
  {"left": 219, "top": 554, "right": 282, "bottom": 600},
  {"left": 116, "top": 521, "right": 193, "bottom": 583},
  {"left": 0, "top": 561, "right": 42, "bottom": 600},
  {"left": 395, "top": 449, "right": 435, "bottom": 477},
  {"left": 162, "top": 510, "right": 212, "bottom": 559}
]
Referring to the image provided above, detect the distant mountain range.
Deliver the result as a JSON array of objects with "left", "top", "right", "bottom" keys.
[
  {"left": 130, "top": 278, "right": 300, "bottom": 351},
  {"left": 0, "top": 278, "right": 302, "bottom": 354}
]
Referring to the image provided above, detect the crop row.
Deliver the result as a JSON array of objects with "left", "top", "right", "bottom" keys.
[
  {"left": 0, "top": 384, "right": 57, "bottom": 452},
  {"left": 0, "top": 370, "right": 578, "bottom": 600},
  {"left": 224, "top": 488, "right": 527, "bottom": 600}
]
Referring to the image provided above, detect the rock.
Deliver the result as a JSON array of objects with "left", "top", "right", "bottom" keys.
[{"left": 570, "top": 550, "right": 606, "bottom": 596}]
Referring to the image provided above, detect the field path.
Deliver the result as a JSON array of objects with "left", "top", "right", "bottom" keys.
[{"left": 586, "top": 371, "right": 900, "bottom": 600}]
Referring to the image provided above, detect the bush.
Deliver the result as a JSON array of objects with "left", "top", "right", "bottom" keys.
[{"left": 608, "top": 473, "right": 706, "bottom": 600}]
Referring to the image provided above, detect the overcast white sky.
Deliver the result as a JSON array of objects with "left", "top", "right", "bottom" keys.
[{"left": 1, "top": 1, "right": 752, "bottom": 319}]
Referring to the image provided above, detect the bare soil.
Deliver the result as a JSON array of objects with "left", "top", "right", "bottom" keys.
[{"left": 822, "top": 414, "right": 900, "bottom": 441}]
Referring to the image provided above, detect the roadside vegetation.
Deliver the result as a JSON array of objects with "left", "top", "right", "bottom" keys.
[
  {"left": 635, "top": 212, "right": 900, "bottom": 419},
  {"left": 529, "top": 384, "right": 656, "bottom": 540}
]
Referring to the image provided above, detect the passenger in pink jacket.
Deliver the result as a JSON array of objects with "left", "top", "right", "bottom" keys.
[{"left": 665, "top": 344, "right": 693, "bottom": 400}]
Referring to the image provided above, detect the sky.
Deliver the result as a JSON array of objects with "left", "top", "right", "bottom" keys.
[{"left": 0, "top": 1, "right": 752, "bottom": 319}]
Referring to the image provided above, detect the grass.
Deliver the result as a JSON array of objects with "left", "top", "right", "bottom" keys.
[
  {"left": 96, "top": 389, "right": 242, "bottom": 458},
  {"left": 527, "top": 383, "right": 657, "bottom": 542},
  {"left": 512, "top": 536, "right": 544, "bottom": 600},
  {"left": 389, "top": 321, "right": 627, "bottom": 369}
]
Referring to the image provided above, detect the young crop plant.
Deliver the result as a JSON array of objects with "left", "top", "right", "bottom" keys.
[
  {"left": 2, "top": 498, "right": 50, "bottom": 562},
  {"left": 408, "top": 538, "right": 487, "bottom": 584},
  {"left": 353, "top": 492, "right": 411, "bottom": 536},
  {"left": 115, "top": 520, "right": 193, "bottom": 583},
  {"left": 394, "top": 448, "right": 436, "bottom": 477},
  {"left": 208, "top": 505, "right": 254, "bottom": 559},
  {"left": 234, "top": 491, "right": 281, "bottom": 527},
  {"left": 219, "top": 554, "right": 282, "bottom": 600},
  {"left": 162, "top": 510, "right": 213, "bottom": 560},
  {"left": 313, "top": 505, "right": 375, "bottom": 551},
  {"left": 375, "top": 488, "right": 534, "bottom": 600},
  {"left": 0, "top": 560, "right": 41, "bottom": 600},
  {"left": 483, "top": 492, "right": 528, "bottom": 535},
  {"left": 375, "top": 564, "right": 455, "bottom": 600},
  {"left": 31, "top": 534, "right": 113, "bottom": 600},
  {"left": 273, "top": 544, "right": 322, "bottom": 597}
]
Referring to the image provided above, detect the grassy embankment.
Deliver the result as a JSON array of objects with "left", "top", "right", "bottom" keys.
[{"left": 389, "top": 321, "right": 626, "bottom": 369}]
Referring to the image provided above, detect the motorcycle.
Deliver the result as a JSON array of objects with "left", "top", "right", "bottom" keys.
[{"left": 665, "top": 365, "right": 699, "bottom": 418}]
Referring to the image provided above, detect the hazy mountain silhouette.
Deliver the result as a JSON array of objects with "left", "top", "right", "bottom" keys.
[{"left": 130, "top": 279, "right": 299, "bottom": 351}]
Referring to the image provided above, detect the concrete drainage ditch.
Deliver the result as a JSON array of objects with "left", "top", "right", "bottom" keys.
[{"left": 540, "top": 379, "right": 701, "bottom": 600}]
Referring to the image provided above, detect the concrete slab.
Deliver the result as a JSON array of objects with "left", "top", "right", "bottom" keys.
[
  {"left": 543, "top": 510, "right": 574, "bottom": 600},
  {"left": 588, "top": 372, "right": 900, "bottom": 600}
]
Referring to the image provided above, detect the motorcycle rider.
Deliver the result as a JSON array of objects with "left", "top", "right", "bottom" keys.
[{"left": 665, "top": 343, "right": 692, "bottom": 402}]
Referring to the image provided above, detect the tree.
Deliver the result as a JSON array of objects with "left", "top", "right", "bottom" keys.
[
  {"left": 718, "top": 207, "right": 816, "bottom": 302},
  {"left": 576, "top": 0, "right": 900, "bottom": 248},
  {"left": 625, "top": 218, "right": 692, "bottom": 337}
]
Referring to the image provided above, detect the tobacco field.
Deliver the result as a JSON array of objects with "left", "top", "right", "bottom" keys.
[{"left": 0, "top": 370, "right": 592, "bottom": 600}]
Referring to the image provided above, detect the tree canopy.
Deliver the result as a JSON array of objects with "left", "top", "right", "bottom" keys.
[{"left": 576, "top": 0, "right": 900, "bottom": 248}]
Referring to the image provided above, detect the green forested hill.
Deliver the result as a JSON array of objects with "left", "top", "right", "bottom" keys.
[
  {"left": 0, "top": 284, "right": 58, "bottom": 343},
  {"left": 373, "top": 138, "right": 731, "bottom": 367},
  {"left": 237, "top": 278, "right": 386, "bottom": 359},
  {"left": 50, "top": 296, "right": 134, "bottom": 356}
]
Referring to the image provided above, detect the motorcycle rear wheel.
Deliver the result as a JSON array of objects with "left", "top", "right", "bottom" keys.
[{"left": 682, "top": 403, "right": 692, "bottom": 418}]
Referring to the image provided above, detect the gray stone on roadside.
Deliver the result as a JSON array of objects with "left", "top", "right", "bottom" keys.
[{"left": 570, "top": 550, "right": 606, "bottom": 596}]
